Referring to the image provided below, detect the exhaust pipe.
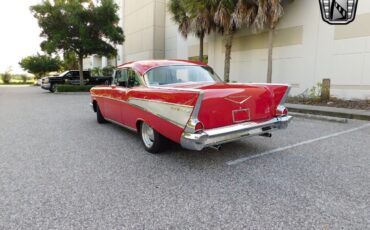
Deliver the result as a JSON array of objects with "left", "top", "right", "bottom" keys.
[
  {"left": 259, "top": 133, "right": 272, "bottom": 138},
  {"left": 209, "top": 145, "right": 222, "bottom": 151}
]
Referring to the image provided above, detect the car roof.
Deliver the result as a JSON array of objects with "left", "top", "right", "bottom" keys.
[{"left": 116, "top": 59, "right": 208, "bottom": 75}]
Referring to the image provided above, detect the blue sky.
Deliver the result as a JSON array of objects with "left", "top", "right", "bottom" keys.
[{"left": 0, "top": 0, "right": 43, "bottom": 74}]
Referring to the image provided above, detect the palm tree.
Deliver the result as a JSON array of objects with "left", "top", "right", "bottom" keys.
[
  {"left": 168, "top": 0, "right": 191, "bottom": 39},
  {"left": 183, "top": 0, "right": 216, "bottom": 61},
  {"left": 213, "top": 0, "right": 257, "bottom": 82},
  {"left": 168, "top": 0, "right": 215, "bottom": 62},
  {"left": 254, "top": 0, "right": 284, "bottom": 83}
]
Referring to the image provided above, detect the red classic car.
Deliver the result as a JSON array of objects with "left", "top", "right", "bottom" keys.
[{"left": 90, "top": 60, "right": 292, "bottom": 153}]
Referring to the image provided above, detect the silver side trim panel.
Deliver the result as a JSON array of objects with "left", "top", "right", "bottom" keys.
[
  {"left": 181, "top": 116, "right": 293, "bottom": 151},
  {"left": 128, "top": 98, "right": 194, "bottom": 128},
  {"left": 91, "top": 95, "right": 195, "bottom": 128}
]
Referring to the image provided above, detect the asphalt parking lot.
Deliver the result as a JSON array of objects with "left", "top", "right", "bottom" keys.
[{"left": 0, "top": 86, "right": 369, "bottom": 229}]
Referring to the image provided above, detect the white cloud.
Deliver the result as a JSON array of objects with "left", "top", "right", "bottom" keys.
[{"left": 0, "top": 0, "right": 43, "bottom": 74}]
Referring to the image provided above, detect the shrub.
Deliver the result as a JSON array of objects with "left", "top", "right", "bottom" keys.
[
  {"left": 1, "top": 71, "right": 12, "bottom": 84},
  {"left": 56, "top": 84, "right": 95, "bottom": 92},
  {"left": 20, "top": 74, "right": 28, "bottom": 83},
  {"left": 102, "top": 66, "right": 114, "bottom": 76},
  {"left": 91, "top": 67, "right": 102, "bottom": 76}
]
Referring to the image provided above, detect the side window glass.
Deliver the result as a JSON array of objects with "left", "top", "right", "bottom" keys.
[
  {"left": 83, "top": 71, "right": 89, "bottom": 78},
  {"left": 127, "top": 69, "right": 141, "bottom": 88},
  {"left": 114, "top": 69, "right": 128, "bottom": 87},
  {"left": 72, "top": 72, "right": 80, "bottom": 77}
]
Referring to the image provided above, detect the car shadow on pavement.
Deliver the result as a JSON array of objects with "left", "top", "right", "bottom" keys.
[
  {"left": 101, "top": 120, "right": 271, "bottom": 168},
  {"left": 159, "top": 138, "right": 266, "bottom": 167}
]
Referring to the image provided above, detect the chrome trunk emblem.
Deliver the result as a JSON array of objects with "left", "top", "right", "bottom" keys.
[
  {"left": 224, "top": 96, "right": 251, "bottom": 105},
  {"left": 319, "top": 0, "right": 358, "bottom": 25}
]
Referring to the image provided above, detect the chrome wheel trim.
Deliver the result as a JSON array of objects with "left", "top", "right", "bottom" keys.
[{"left": 141, "top": 122, "right": 155, "bottom": 148}]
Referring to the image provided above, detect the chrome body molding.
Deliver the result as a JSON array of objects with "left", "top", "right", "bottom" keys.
[
  {"left": 105, "top": 118, "right": 137, "bottom": 132},
  {"left": 181, "top": 115, "right": 293, "bottom": 151},
  {"left": 233, "top": 83, "right": 291, "bottom": 86},
  {"left": 128, "top": 98, "right": 194, "bottom": 128},
  {"left": 148, "top": 86, "right": 202, "bottom": 92},
  {"left": 279, "top": 85, "right": 291, "bottom": 105}
]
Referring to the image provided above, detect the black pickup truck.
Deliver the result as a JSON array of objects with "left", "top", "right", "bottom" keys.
[{"left": 41, "top": 70, "right": 112, "bottom": 92}]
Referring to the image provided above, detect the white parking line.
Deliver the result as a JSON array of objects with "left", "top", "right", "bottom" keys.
[{"left": 226, "top": 123, "right": 370, "bottom": 166}]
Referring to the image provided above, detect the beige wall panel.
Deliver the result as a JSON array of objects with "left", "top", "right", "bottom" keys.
[
  {"left": 271, "top": 58, "right": 304, "bottom": 85},
  {"left": 333, "top": 37, "right": 367, "bottom": 55},
  {"left": 153, "top": 50, "right": 165, "bottom": 59},
  {"left": 125, "top": 4, "right": 154, "bottom": 35},
  {"left": 154, "top": 0, "right": 166, "bottom": 26},
  {"left": 328, "top": 54, "right": 364, "bottom": 85},
  {"left": 335, "top": 13, "right": 370, "bottom": 40},
  {"left": 126, "top": 51, "right": 153, "bottom": 61},
  {"left": 231, "top": 26, "right": 303, "bottom": 52},
  {"left": 188, "top": 44, "right": 208, "bottom": 57},
  {"left": 331, "top": 89, "right": 370, "bottom": 99},
  {"left": 230, "top": 61, "right": 267, "bottom": 83},
  {"left": 361, "top": 53, "right": 370, "bottom": 85},
  {"left": 154, "top": 27, "right": 165, "bottom": 58},
  {"left": 125, "top": 0, "right": 153, "bottom": 16}
]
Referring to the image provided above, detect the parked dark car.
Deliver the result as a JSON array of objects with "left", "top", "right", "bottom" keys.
[{"left": 41, "top": 70, "right": 112, "bottom": 92}]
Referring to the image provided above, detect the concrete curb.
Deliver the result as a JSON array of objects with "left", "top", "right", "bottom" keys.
[
  {"left": 289, "top": 112, "right": 348, "bottom": 123},
  {"left": 287, "top": 103, "right": 370, "bottom": 121}
]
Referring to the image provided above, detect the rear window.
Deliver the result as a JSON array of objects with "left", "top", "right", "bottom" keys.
[{"left": 144, "top": 65, "right": 221, "bottom": 86}]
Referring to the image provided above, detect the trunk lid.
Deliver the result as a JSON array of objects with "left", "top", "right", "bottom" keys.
[{"left": 183, "top": 83, "right": 288, "bottom": 129}]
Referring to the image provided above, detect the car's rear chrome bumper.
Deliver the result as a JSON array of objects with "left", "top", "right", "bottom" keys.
[{"left": 180, "top": 115, "right": 293, "bottom": 151}]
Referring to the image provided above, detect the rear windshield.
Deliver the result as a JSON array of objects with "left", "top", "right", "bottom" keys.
[{"left": 144, "top": 65, "right": 221, "bottom": 86}]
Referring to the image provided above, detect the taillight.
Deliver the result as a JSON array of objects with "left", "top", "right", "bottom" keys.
[
  {"left": 276, "top": 105, "right": 288, "bottom": 117},
  {"left": 195, "top": 122, "right": 204, "bottom": 133}
]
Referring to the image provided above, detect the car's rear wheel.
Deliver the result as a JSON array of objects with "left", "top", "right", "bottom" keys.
[
  {"left": 96, "top": 104, "right": 107, "bottom": 124},
  {"left": 140, "top": 122, "right": 166, "bottom": 153}
]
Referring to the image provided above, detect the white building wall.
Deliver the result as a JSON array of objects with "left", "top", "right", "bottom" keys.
[
  {"left": 116, "top": 0, "right": 125, "bottom": 66},
  {"left": 207, "top": 0, "right": 370, "bottom": 99},
  {"left": 115, "top": 0, "right": 370, "bottom": 99}
]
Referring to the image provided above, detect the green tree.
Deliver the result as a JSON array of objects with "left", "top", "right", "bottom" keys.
[
  {"left": 213, "top": 0, "right": 258, "bottom": 82},
  {"left": 62, "top": 51, "right": 79, "bottom": 70},
  {"left": 1, "top": 69, "right": 12, "bottom": 84},
  {"left": 102, "top": 66, "right": 115, "bottom": 76},
  {"left": 19, "top": 54, "right": 62, "bottom": 79},
  {"left": 168, "top": 0, "right": 215, "bottom": 62},
  {"left": 31, "top": 0, "right": 124, "bottom": 85}
]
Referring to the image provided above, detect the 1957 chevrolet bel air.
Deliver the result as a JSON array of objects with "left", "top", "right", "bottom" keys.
[{"left": 90, "top": 60, "right": 292, "bottom": 153}]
